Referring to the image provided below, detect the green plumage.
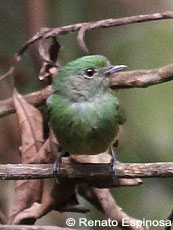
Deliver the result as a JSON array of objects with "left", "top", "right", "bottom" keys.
[{"left": 47, "top": 55, "right": 126, "bottom": 155}]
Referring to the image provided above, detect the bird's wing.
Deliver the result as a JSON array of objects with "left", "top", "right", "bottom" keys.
[{"left": 118, "top": 106, "right": 126, "bottom": 125}]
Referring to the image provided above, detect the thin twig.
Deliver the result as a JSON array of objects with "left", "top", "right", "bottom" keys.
[
  {"left": 0, "top": 210, "right": 7, "bottom": 224},
  {"left": 77, "top": 26, "right": 90, "bottom": 54},
  {"left": 12, "top": 11, "right": 173, "bottom": 54},
  {"left": 0, "top": 66, "right": 15, "bottom": 81},
  {"left": 14, "top": 11, "right": 173, "bottom": 56},
  {"left": 1, "top": 11, "right": 173, "bottom": 79}
]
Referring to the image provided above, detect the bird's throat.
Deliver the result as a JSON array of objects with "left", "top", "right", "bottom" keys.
[{"left": 67, "top": 80, "right": 109, "bottom": 103}]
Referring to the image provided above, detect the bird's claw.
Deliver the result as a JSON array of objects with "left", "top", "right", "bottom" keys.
[
  {"left": 53, "top": 151, "right": 70, "bottom": 183},
  {"left": 109, "top": 146, "right": 118, "bottom": 177},
  {"left": 109, "top": 157, "right": 118, "bottom": 177}
]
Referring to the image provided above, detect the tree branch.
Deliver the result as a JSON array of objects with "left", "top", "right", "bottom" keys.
[
  {"left": 1, "top": 11, "right": 173, "bottom": 80},
  {"left": 0, "top": 85, "right": 52, "bottom": 118},
  {"left": 0, "top": 162, "right": 173, "bottom": 184},
  {"left": 9, "top": 11, "right": 173, "bottom": 57},
  {"left": 0, "top": 63, "right": 173, "bottom": 118},
  {"left": 78, "top": 185, "right": 144, "bottom": 230},
  {"left": 110, "top": 64, "right": 173, "bottom": 89},
  {"left": 1, "top": 12, "right": 172, "bottom": 230}
]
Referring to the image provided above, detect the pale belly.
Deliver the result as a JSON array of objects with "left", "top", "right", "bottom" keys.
[{"left": 49, "top": 94, "right": 120, "bottom": 155}]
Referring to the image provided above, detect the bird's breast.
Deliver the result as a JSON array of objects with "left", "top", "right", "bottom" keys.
[{"left": 49, "top": 93, "right": 120, "bottom": 155}]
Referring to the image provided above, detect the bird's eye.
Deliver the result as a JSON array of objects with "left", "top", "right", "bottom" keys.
[{"left": 84, "top": 68, "right": 95, "bottom": 78}]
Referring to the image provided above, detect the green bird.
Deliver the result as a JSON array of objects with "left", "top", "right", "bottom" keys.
[{"left": 46, "top": 55, "right": 126, "bottom": 174}]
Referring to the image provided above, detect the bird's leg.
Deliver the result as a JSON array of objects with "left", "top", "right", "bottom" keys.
[
  {"left": 109, "top": 146, "right": 118, "bottom": 176},
  {"left": 53, "top": 151, "right": 70, "bottom": 181}
]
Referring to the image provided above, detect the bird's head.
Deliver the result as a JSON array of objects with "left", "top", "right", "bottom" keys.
[{"left": 53, "top": 55, "right": 126, "bottom": 101}]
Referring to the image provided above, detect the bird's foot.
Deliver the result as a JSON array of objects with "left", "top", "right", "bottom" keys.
[
  {"left": 109, "top": 146, "right": 118, "bottom": 177},
  {"left": 109, "top": 157, "right": 118, "bottom": 176},
  {"left": 53, "top": 151, "right": 70, "bottom": 183}
]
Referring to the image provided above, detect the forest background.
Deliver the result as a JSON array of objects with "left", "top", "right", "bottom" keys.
[{"left": 0, "top": 1, "right": 173, "bottom": 229}]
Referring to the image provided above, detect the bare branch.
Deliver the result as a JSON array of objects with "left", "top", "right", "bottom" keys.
[
  {"left": 0, "top": 62, "right": 173, "bottom": 118},
  {"left": 14, "top": 11, "right": 173, "bottom": 56},
  {"left": 0, "top": 162, "right": 172, "bottom": 184},
  {"left": 0, "top": 66, "right": 15, "bottom": 81},
  {"left": 2, "top": 64, "right": 171, "bottom": 120},
  {"left": 11, "top": 11, "right": 173, "bottom": 55},
  {"left": 0, "top": 85, "right": 52, "bottom": 118},
  {"left": 1, "top": 11, "right": 173, "bottom": 79},
  {"left": 110, "top": 64, "right": 173, "bottom": 89}
]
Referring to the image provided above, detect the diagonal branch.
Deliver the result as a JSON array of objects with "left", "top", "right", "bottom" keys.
[
  {"left": 0, "top": 62, "right": 173, "bottom": 118},
  {"left": 0, "top": 85, "right": 52, "bottom": 118},
  {"left": 79, "top": 185, "right": 144, "bottom": 230}
]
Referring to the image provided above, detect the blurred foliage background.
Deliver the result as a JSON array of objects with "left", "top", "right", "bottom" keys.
[{"left": 0, "top": 0, "right": 173, "bottom": 229}]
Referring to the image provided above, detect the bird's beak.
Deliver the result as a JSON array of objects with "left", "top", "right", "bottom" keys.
[{"left": 105, "top": 65, "right": 127, "bottom": 75}]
